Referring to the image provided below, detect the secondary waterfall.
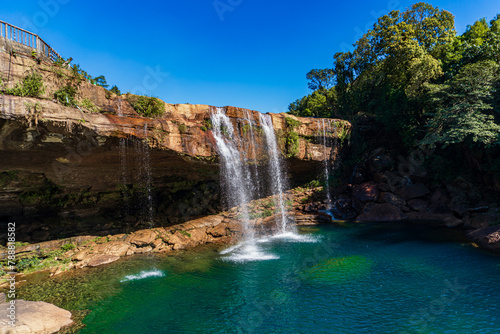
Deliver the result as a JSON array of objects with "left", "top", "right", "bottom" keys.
[
  {"left": 259, "top": 113, "right": 293, "bottom": 233},
  {"left": 133, "top": 124, "right": 154, "bottom": 224},
  {"left": 320, "top": 119, "right": 332, "bottom": 210}
]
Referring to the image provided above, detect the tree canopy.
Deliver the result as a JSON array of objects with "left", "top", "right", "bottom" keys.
[{"left": 288, "top": 2, "right": 500, "bottom": 183}]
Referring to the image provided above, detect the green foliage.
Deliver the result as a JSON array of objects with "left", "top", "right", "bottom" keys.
[
  {"left": 179, "top": 230, "right": 191, "bottom": 238},
  {"left": 304, "top": 179, "right": 321, "bottom": 188},
  {"left": 4, "top": 72, "right": 45, "bottom": 98},
  {"left": 54, "top": 86, "right": 77, "bottom": 107},
  {"left": 422, "top": 60, "right": 500, "bottom": 148},
  {"left": 127, "top": 95, "right": 165, "bottom": 117},
  {"left": 93, "top": 75, "right": 109, "bottom": 88},
  {"left": 78, "top": 98, "right": 101, "bottom": 113},
  {"left": 178, "top": 123, "right": 187, "bottom": 133},
  {"left": 288, "top": 88, "right": 337, "bottom": 118},
  {"left": 61, "top": 243, "right": 76, "bottom": 251},
  {"left": 204, "top": 119, "right": 213, "bottom": 130},
  {"left": 285, "top": 130, "right": 300, "bottom": 158},
  {"left": 200, "top": 126, "right": 208, "bottom": 131},
  {"left": 109, "top": 85, "right": 121, "bottom": 96},
  {"left": 285, "top": 117, "right": 302, "bottom": 129},
  {"left": 17, "top": 256, "right": 41, "bottom": 272}
]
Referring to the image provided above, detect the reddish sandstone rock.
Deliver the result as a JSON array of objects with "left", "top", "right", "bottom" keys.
[
  {"left": 207, "top": 223, "right": 228, "bottom": 237},
  {"left": 87, "top": 254, "right": 120, "bottom": 267},
  {"left": 94, "top": 241, "right": 130, "bottom": 257},
  {"left": 126, "top": 230, "right": 157, "bottom": 247}
]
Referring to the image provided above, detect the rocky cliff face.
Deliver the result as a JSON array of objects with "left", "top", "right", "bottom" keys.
[{"left": 0, "top": 51, "right": 351, "bottom": 244}]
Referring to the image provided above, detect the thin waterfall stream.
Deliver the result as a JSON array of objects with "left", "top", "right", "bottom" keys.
[{"left": 259, "top": 113, "right": 293, "bottom": 234}]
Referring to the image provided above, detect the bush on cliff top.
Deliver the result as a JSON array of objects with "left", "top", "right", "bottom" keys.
[{"left": 127, "top": 94, "right": 165, "bottom": 118}]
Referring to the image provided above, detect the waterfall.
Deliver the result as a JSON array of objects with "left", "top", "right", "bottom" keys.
[
  {"left": 211, "top": 107, "right": 255, "bottom": 243},
  {"left": 320, "top": 119, "right": 332, "bottom": 210},
  {"left": 259, "top": 113, "right": 292, "bottom": 233},
  {"left": 134, "top": 124, "right": 154, "bottom": 224},
  {"left": 244, "top": 110, "right": 261, "bottom": 199},
  {"left": 117, "top": 100, "right": 130, "bottom": 217}
]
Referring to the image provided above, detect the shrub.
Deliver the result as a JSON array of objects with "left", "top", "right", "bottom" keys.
[
  {"left": 109, "top": 85, "right": 121, "bottom": 96},
  {"left": 61, "top": 243, "right": 76, "bottom": 251},
  {"left": 128, "top": 95, "right": 165, "bottom": 117},
  {"left": 285, "top": 130, "right": 300, "bottom": 157},
  {"left": 4, "top": 72, "right": 45, "bottom": 97},
  {"left": 54, "top": 86, "right": 77, "bottom": 106},
  {"left": 78, "top": 98, "right": 101, "bottom": 113},
  {"left": 178, "top": 123, "right": 187, "bottom": 133},
  {"left": 17, "top": 256, "right": 41, "bottom": 272}
]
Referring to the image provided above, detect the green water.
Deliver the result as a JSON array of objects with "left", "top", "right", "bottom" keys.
[{"left": 18, "top": 223, "right": 500, "bottom": 333}]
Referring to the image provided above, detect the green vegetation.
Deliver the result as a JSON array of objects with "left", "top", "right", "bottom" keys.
[
  {"left": 54, "top": 85, "right": 77, "bottom": 107},
  {"left": 179, "top": 230, "right": 191, "bottom": 238},
  {"left": 288, "top": 3, "right": 500, "bottom": 184},
  {"left": 204, "top": 119, "right": 213, "bottom": 130},
  {"left": 178, "top": 123, "right": 187, "bottom": 133},
  {"left": 61, "top": 243, "right": 76, "bottom": 251},
  {"left": 109, "top": 85, "right": 121, "bottom": 96},
  {"left": 127, "top": 94, "right": 165, "bottom": 117},
  {"left": 3, "top": 72, "right": 45, "bottom": 97},
  {"left": 78, "top": 98, "right": 101, "bottom": 113},
  {"left": 282, "top": 117, "right": 302, "bottom": 158}
]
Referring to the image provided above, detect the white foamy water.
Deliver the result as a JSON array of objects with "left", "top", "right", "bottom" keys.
[
  {"left": 221, "top": 242, "right": 279, "bottom": 263},
  {"left": 120, "top": 269, "right": 165, "bottom": 282},
  {"left": 271, "top": 231, "right": 320, "bottom": 243}
]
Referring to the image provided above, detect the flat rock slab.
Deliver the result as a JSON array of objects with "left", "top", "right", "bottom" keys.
[
  {"left": 87, "top": 254, "right": 120, "bottom": 267},
  {"left": 0, "top": 299, "right": 73, "bottom": 334}
]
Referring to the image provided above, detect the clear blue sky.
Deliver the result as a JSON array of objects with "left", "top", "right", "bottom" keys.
[{"left": 1, "top": 0, "right": 498, "bottom": 113}]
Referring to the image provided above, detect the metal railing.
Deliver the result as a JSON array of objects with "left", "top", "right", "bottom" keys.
[{"left": 0, "top": 20, "right": 61, "bottom": 62}]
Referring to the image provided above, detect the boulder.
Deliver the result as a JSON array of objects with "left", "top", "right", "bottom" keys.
[
  {"left": 166, "top": 231, "right": 190, "bottom": 250},
  {"left": 467, "top": 226, "right": 500, "bottom": 252},
  {"left": 407, "top": 199, "right": 429, "bottom": 212},
  {"left": 93, "top": 241, "right": 130, "bottom": 257},
  {"left": 352, "top": 182, "right": 379, "bottom": 203},
  {"left": 379, "top": 192, "right": 406, "bottom": 207},
  {"left": 125, "top": 230, "right": 157, "bottom": 247},
  {"left": 357, "top": 203, "right": 407, "bottom": 222},
  {"left": 398, "top": 183, "right": 430, "bottom": 200},
  {"left": 0, "top": 299, "right": 73, "bottom": 334},
  {"left": 207, "top": 223, "right": 228, "bottom": 237},
  {"left": 87, "top": 254, "right": 120, "bottom": 267}
]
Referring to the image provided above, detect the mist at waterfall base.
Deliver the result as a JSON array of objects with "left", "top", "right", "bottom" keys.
[
  {"left": 71, "top": 223, "right": 500, "bottom": 333},
  {"left": 211, "top": 108, "right": 308, "bottom": 262}
]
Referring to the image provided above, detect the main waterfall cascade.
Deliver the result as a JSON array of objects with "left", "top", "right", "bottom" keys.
[{"left": 211, "top": 107, "right": 314, "bottom": 262}]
